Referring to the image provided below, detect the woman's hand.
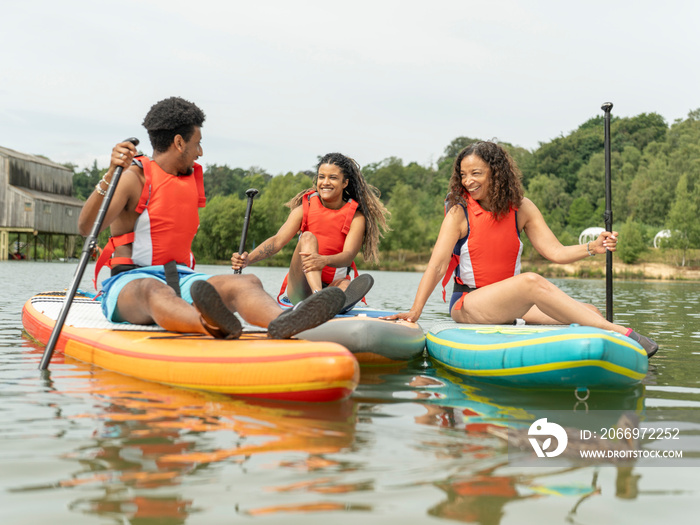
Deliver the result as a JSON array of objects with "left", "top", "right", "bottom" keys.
[
  {"left": 231, "top": 252, "right": 249, "bottom": 271},
  {"left": 592, "top": 231, "right": 618, "bottom": 254},
  {"left": 380, "top": 309, "right": 421, "bottom": 323},
  {"left": 299, "top": 252, "right": 328, "bottom": 273}
]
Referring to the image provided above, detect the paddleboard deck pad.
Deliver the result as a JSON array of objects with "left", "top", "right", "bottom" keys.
[
  {"left": 22, "top": 292, "right": 359, "bottom": 402},
  {"left": 426, "top": 321, "right": 648, "bottom": 389}
]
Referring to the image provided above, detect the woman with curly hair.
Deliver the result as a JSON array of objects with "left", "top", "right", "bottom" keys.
[
  {"left": 386, "top": 141, "right": 658, "bottom": 357},
  {"left": 231, "top": 153, "right": 390, "bottom": 313}
]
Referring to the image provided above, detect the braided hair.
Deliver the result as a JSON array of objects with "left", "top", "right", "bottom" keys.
[
  {"left": 287, "top": 153, "right": 390, "bottom": 264},
  {"left": 446, "top": 141, "right": 524, "bottom": 219}
]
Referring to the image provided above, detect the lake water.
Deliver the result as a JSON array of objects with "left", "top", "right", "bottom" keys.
[{"left": 1, "top": 261, "right": 699, "bottom": 524}]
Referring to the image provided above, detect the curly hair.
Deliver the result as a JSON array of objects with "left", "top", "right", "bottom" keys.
[
  {"left": 446, "top": 141, "right": 524, "bottom": 219},
  {"left": 142, "top": 97, "right": 206, "bottom": 153},
  {"left": 287, "top": 153, "right": 391, "bottom": 264}
]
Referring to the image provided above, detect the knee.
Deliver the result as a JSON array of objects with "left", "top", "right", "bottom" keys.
[
  {"left": 241, "top": 273, "right": 262, "bottom": 288},
  {"left": 231, "top": 273, "right": 262, "bottom": 290},
  {"left": 519, "top": 272, "right": 552, "bottom": 292},
  {"left": 298, "top": 231, "right": 318, "bottom": 249},
  {"left": 210, "top": 273, "right": 262, "bottom": 291},
  {"left": 138, "top": 278, "right": 167, "bottom": 294},
  {"left": 136, "top": 279, "right": 176, "bottom": 302}
]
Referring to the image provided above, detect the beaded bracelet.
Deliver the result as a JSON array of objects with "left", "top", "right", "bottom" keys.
[
  {"left": 94, "top": 175, "right": 112, "bottom": 196},
  {"left": 586, "top": 241, "right": 595, "bottom": 256}
]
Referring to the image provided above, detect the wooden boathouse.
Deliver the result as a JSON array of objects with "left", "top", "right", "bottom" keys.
[{"left": 0, "top": 145, "right": 84, "bottom": 261}]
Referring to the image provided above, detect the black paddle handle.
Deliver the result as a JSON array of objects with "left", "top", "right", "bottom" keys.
[
  {"left": 234, "top": 188, "right": 259, "bottom": 274},
  {"left": 39, "top": 137, "right": 139, "bottom": 370},
  {"left": 602, "top": 102, "right": 613, "bottom": 322}
]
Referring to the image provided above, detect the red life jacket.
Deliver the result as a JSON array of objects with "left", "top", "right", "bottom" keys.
[
  {"left": 302, "top": 191, "right": 359, "bottom": 283},
  {"left": 441, "top": 194, "right": 522, "bottom": 308},
  {"left": 277, "top": 191, "right": 359, "bottom": 301},
  {"left": 93, "top": 156, "right": 206, "bottom": 287}
]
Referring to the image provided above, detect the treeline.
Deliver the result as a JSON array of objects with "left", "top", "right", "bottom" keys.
[{"left": 71, "top": 109, "right": 700, "bottom": 267}]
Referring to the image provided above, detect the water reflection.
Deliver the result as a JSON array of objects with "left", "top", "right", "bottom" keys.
[
  {"left": 359, "top": 359, "right": 646, "bottom": 423},
  {"left": 15, "top": 339, "right": 358, "bottom": 523},
  {"left": 428, "top": 466, "right": 608, "bottom": 525},
  {"left": 360, "top": 361, "right": 649, "bottom": 524}
]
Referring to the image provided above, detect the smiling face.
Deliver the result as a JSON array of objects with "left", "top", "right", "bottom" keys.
[
  {"left": 459, "top": 154, "right": 492, "bottom": 208},
  {"left": 316, "top": 163, "right": 348, "bottom": 208}
]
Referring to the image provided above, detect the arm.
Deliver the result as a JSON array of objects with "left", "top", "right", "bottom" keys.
[
  {"left": 519, "top": 198, "right": 617, "bottom": 263},
  {"left": 77, "top": 141, "right": 138, "bottom": 236},
  {"left": 231, "top": 205, "right": 303, "bottom": 270},
  {"left": 299, "top": 212, "right": 366, "bottom": 272},
  {"left": 386, "top": 206, "right": 465, "bottom": 322}
]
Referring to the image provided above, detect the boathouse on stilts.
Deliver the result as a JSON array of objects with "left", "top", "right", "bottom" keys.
[{"left": 0, "top": 145, "right": 83, "bottom": 261}]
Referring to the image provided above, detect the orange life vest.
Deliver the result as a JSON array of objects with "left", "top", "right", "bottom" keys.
[
  {"left": 441, "top": 195, "right": 522, "bottom": 308},
  {"left": 301, "top": 191, "right": 358, "bottom": 283},
  {"left": 276, "top": 191, "right": 359, "bottom": 301},
  {"left": 93, "top": 156, "right": 206, "bottom": 287}
]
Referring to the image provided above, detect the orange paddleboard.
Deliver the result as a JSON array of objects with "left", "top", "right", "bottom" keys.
[{"left": 23, "top": 292, "right": 359, "bottom": 402}]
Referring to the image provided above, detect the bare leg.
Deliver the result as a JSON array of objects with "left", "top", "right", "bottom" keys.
[
  {"left": 209, "top": 273, "right": 345, "bottom": 339},
  {"left": 116, "top": 279, "right": 208, "bottom": 334},
  {"left": 208, "top": 273, "right": 283, "bottom": 328},
  {"left": 116, "top": 273, "right": 342, "bottom": 335},
  {"left": 329, "top": 278, "right": 350, "bottom": 292},
  {"left": 452, "top": 272, "right": 630, "bottom": 336},
  {"left": 522, "top": 302, "right": 603, "bottom": 325},
  {"left": 287, "top": 232, "right": 322, "bottom": 304}
]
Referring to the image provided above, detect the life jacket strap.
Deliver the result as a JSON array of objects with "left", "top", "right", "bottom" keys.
[
  {"left": 164, "top": 260, "right": 182, "bottom": 297},
  {"left": 93, "top": 232, "right": 135, "bottom": 289}
]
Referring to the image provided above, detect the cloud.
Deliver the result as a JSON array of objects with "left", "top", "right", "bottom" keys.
[{"left": 1, "top": 0, "right": 698, "bottom": 174}]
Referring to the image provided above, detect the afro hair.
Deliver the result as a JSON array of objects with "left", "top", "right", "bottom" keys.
[{"left": 142, "top": 97, "right": 206, "bottom": 153}]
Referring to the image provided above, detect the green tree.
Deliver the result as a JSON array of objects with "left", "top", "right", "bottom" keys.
[
  {"left": 383, "top": 183, "right": 430, "bottom": 262},
  {"left": 72, "top": 160, "right": 106, "bottom": 200},
  {"left": 528, "top": 120, "right": 603, "bottom": 192},
  {"left": 526, "top": 174, "right": 572, "bottom": 235},
  {"left": 363, "top": 157, "right": 407, "bottom": 201},
  {"left": 567, "top": 197, "right": 596, "bottom": 231},
  {"left": 203, "top": 164, "right": 273, "bottom": 199},
  {"left": 612, "top": 146, "right": 643, "bottom": 221},
  {"left": 573, "top": 152, "right": 605, "bottom": 211},
  {"left": 193, "top": 195, "right": 246, "bottom": 261},
  {"left": 617, "top": 218, "right": 647, "bottom": 264},
  {"left": 666, "top": 174, "right": 700, "bottom": 266},
  {"left": 628, "top": 155, "right": 675, "bottom": 226},
  {"left": 613, "top": 112, "right": 667, "bottom": 152}
]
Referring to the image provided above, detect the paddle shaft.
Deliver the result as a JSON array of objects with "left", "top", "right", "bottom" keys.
[
  {"left": 234, "top": 188, "right": 259, "bottom": 274},
  {"left": 39, "top": 138, "right": 139, "bottom": 370},
  {"left": 602, "top": 102, "right": 613, "bottom": 322}
]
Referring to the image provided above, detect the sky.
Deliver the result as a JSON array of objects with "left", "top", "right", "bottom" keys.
[{"left": 1, "top": 0, "right": 699, "bottom": 175}]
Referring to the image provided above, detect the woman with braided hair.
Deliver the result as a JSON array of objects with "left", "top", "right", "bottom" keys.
[{"left": 231, "top": 152, "right": 390, "bottom": 313}]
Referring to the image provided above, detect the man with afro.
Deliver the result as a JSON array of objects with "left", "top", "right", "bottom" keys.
[{"left": 79, "top": 96, "right": 344, "bottom": 338}]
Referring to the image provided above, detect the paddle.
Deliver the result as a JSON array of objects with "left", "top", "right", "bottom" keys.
[
  {"left": 602, "top": 102, "right": 613, "bottom": 322},
  {"left": 39, "top": 137, "right": 140, "bottom": 370},
  {"left": 234, "top": 188, "right": 259, "bottom": 274}
]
